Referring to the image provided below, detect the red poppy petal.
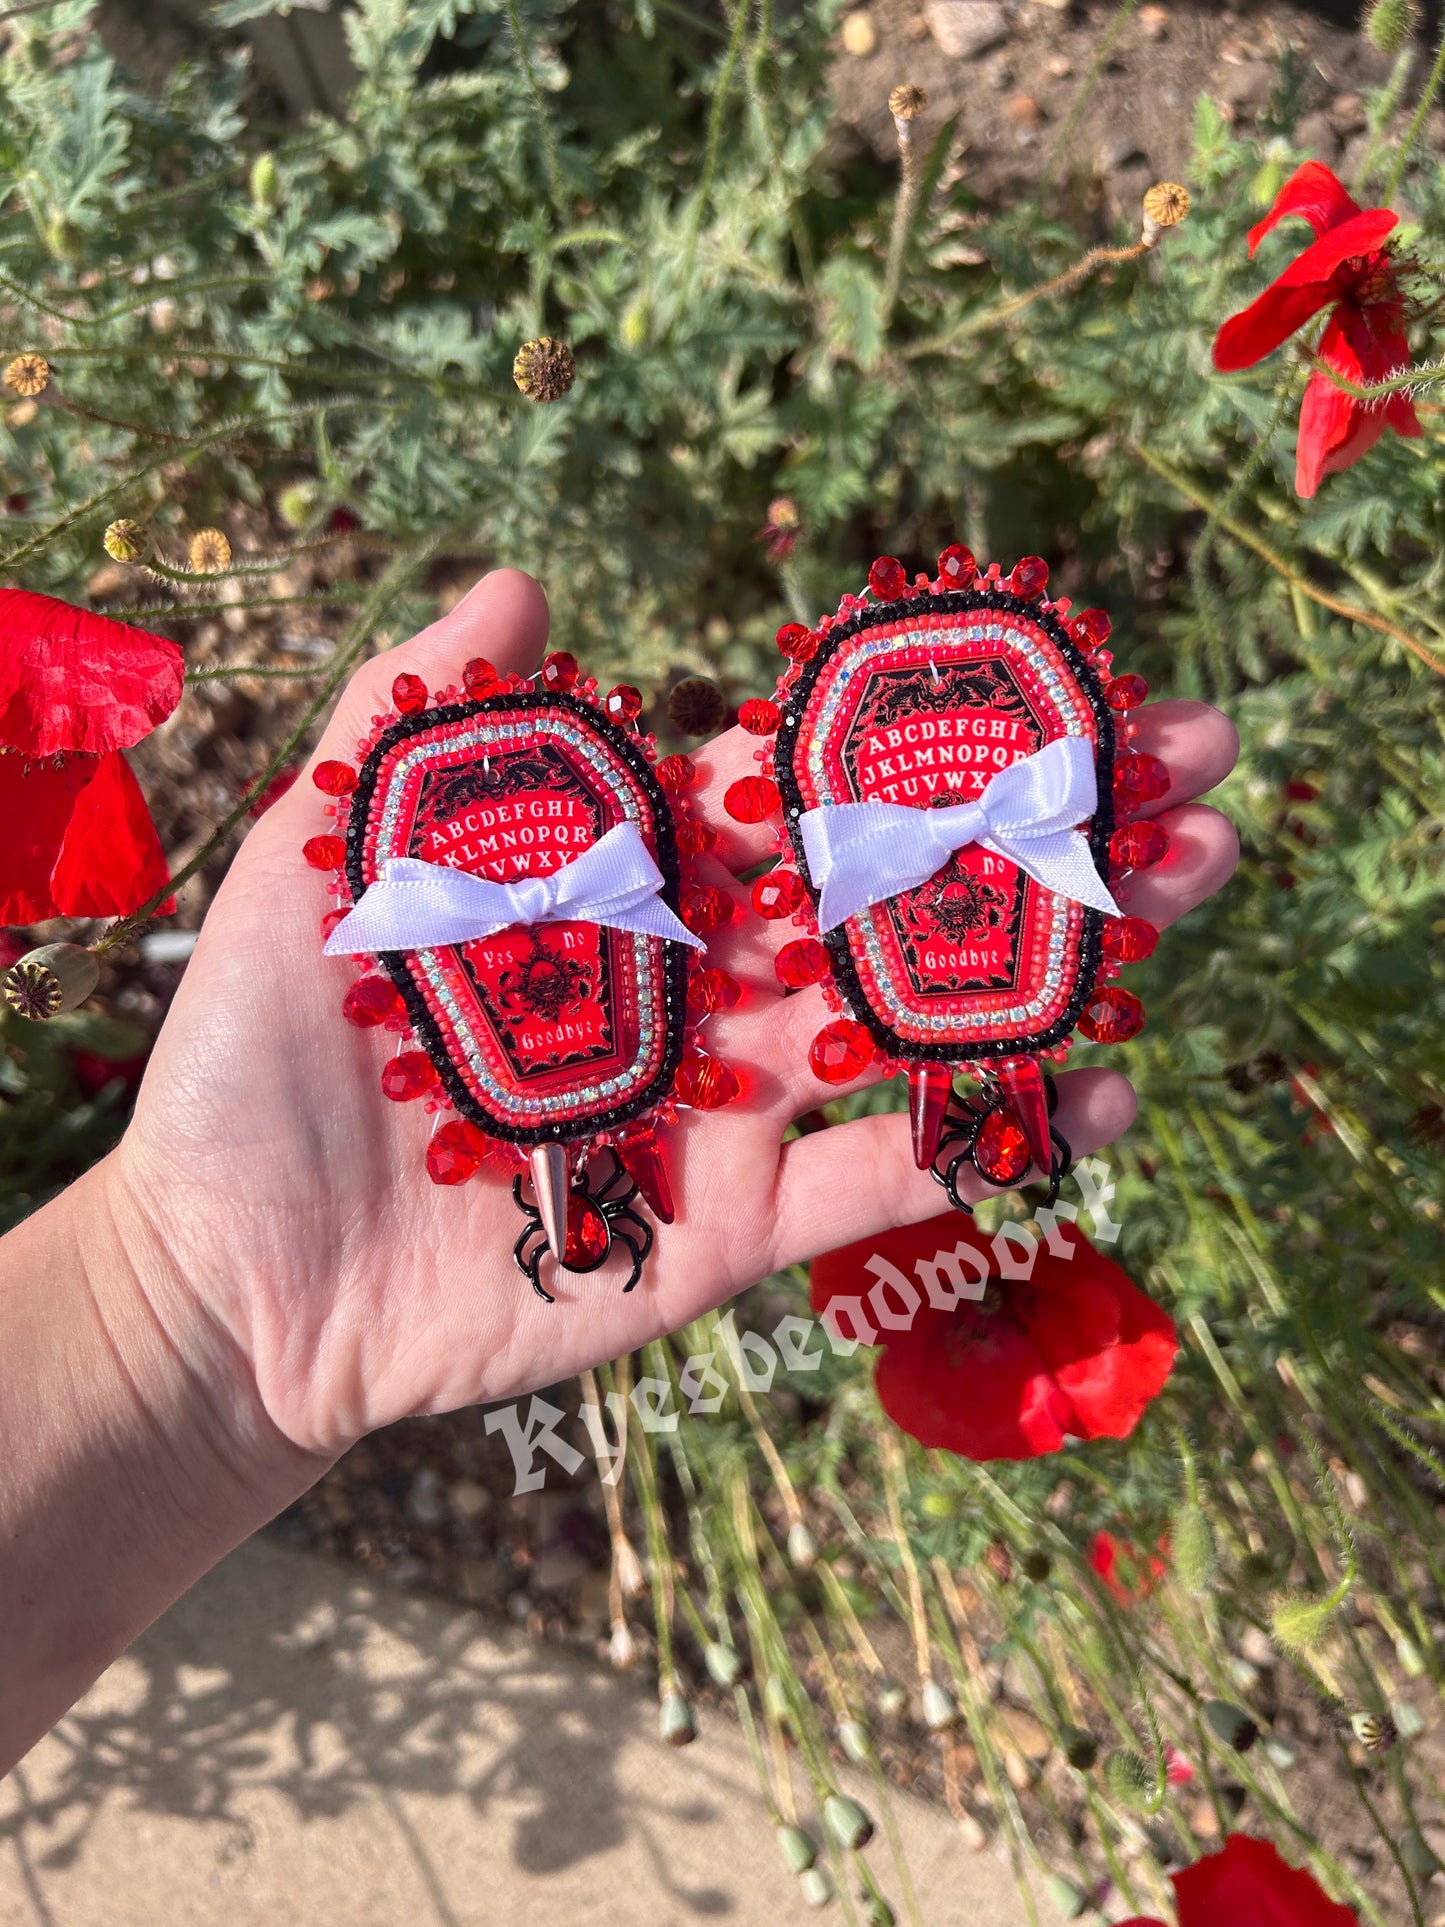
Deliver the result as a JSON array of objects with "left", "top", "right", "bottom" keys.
[
  {"left": 0, "top": 589, "right": 184, "bottom": 758},
  {"left": 49, "top": 749, "right": 174, "bottom": 918},
  {"left": 0, "top": 751, "right": 96, "bottom": 922},
  {"left": 1172, "top": 1834, "right": 1357, "bottom": 1927},
  {"left": 1246, "top": 160, "right": 1362, "bottom": 256},
  {"left": 1327, "top": 304, "right": 1424, "bottom": 440},
  {"left": 1027, "top": 1247, "right": 1177, "bottom": 1442},
  {"left": 1213, "top": 211, "right": 1400, "bottom": 372},
  {"left": 873, "top": 1303, "right": 1068, "bottom": 1460}
]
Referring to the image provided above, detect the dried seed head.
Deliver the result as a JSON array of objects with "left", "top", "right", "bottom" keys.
[
  {"left": 1350, "top": 1709, "right": 1398, "bottom": 1754},
  {"left": 1142, "top": 181, "right": 1191, "bottom": 244},
  {"left": 103, "top": 518, "right": 150, "bottom": 564},
  {"left": 512, "top": 336, "right": 576, "bottom": 403},
  {"left": 5, "top": 353, "right": 50, "bottom": 397},
  {"left": 1363, "top": 0, "right": 1422, "bottom": 55},
  {"left": 4, "top": 942, "right": 101, "bottom": 1021},
  {"left": 667, "top": 676, "right": 726, "bottom": 737},
  {"left": 188, "top": 528, "right": 232, "bottom": 573},
  {"left": 888, "top": 83, "right": 927, "bottom": 121}
]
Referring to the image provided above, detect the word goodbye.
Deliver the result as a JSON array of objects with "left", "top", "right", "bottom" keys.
[{"left": 484, "top": 1160, "right": 1122, "bottom": 1495}]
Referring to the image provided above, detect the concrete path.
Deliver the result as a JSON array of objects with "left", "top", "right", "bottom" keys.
[{"left": 0, "top": 1537, "right": 1061, "bottom": 1927}]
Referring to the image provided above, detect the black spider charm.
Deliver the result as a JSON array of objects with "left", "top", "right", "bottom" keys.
[
  {"left": 511, "top": 1151, "right": 655, "bottom": 1302},
  {"left": 930, "top": 1074, "right": 1072, "bottom": 1213}
]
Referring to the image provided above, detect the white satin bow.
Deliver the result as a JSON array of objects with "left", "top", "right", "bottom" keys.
[
  {"left": 323, "top": 820, "right": 703, "bottom": 956},
  {"left": 798, "top": 735, "right": 1119, "bottom": 934}
]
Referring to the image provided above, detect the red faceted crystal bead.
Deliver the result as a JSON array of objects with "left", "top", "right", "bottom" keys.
[
  {"left": 776, "top": 622, "right": 817, "bottom": 662},
  {"left": 868, "top": 555, "right": 908, "bottom": 601},
  {"left": 1114, "top": 751, "right": 1171, "bottom": 804},
  {"left": 674, "top": 1052, "right": 740, "bottom": 1110},
  {"left": 381, "top": 1050, "right": 440, "bottom": 1101},
  {"left": 724, "top": 775, "right": 781, "bottom": 824},
  {"left": 1105, "top": 673, "right": 1149, "bottom": 712},
  {"left": 809, "top": 1019, "right": 875, "bottom": 1085},
  {"left": 675, "top": 817, "right": 719, "bottom": 855},
  {"left": 563, "top": 1193, "right": 611, "bottom": 1270},
  {"left": 1077, "top": 985, "right": 1145, "bottom": 1044},
  {"left": 1101, "top": 915, "right": 1159, "bottom": 964},
  {"left": 463, "top": 656, "right": 500, "bottom": 698},
  {"left": 540, "top": 651, "right": 579, "bottom": 692},
  {"left": 604, "top": 684, "right": 643, "bottom": 723},
  {"left": 687, "top": 966, "right": 743, "bottom": 1015},
  {"left": 752, "top": 868, "right": 806, "bottom": 919},
  {"left": 739, "top": 698, "right": 782, "bottom": 736},
  {"left": 1110, "top": 820, "right": 1170, "bottom": 871},
  {"left": 937, "top": 543, "right": 976, "bottom": 590},
  {"left": 776, "top": 938, "right": 831, "bottom": 989},
  {"left": 973, "top": 1105, "right": 1032, "bottom": 1186},
  {"left": 343, "top": 975, "right": 402, "bottom": 1028},
  {"left": 313, "top": 759, "right": 357, "bottom": 797},
  {"left": 392, "top": 672, "right": 427, "bottom": 714},
  {"left": 303, "top": 834, "right": 347, "bottom": 870},
  {"left": 1071, "top": 607, "right": 1112, "bottom": 648},
  {"left": 1008, "top": 556, "right": 1049, "bottom": 598},
  {"left": 654, "top": 753, "right": 697, "bottom": 791},
  {"left": 320, "top": 907, "right": 350, "bottom": 945},
  {"left": 681, "top": 884, "right": 738, "bottom": 935},
  {"left": 426, "top": 1118, "right": 488, "bottom": 1186},
  {"left": 617, "top": 1122, "right": 674, "bottom": 1223}
]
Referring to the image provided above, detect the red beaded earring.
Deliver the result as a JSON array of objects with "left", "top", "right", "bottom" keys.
[
  {"left": 730, "top": 548, "right": 1166, "bottom": 1208},
  {"left": 307, "top": 654, "right": 739, "bottom": 1299}
]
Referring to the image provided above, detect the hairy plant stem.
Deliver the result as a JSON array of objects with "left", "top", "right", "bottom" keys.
[
  {"left": 505, "top": 0, "right": 565, "bottom": 214},
  {"left": 1043, "top": 0, "right": 1145, "bottom": 190},
  {"left": 1386, "top": 17, "right": 1445, "bottom": 202}
]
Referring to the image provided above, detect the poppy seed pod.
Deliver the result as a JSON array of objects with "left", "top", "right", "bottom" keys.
[
  {"left": 823, "top": 1794, "right": 874, "bottom": 1851},
  {"left": 659, "top": 1690, "right": 697, "bottom": 1746},
  {"left": 4, "top": 942, "right": 101, "bottom": 1020},
  {"left": 512, "top": 336, "right": 576, "bottom": 402},
  {"left": 1363, "top": 0, "right": 1422, "bottom": 55}
]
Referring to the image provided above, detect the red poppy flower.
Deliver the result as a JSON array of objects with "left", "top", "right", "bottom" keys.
[
  {"left": 1089, "top": 1528, "right": 1167, "bottom": 1606},
  {"left": 0, "top": 592, "right": 181, "bottom": 923},
  {"left": 1120, "top": 1832, "right": 1357, "bottom": 1927},
  {"left": 809, "top": 1215, "right": 1177, "bottom": 1461},
  {"left": 1212, "top": 161, "right": 1422, "bottom": 497},
  {"left": 757, "top": 495, "right": 802, "bottom": 562}
]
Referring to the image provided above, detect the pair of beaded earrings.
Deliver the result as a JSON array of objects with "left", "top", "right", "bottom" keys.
[{"left": 308, "top": 549, "right": 1165, "bottom": 1299}]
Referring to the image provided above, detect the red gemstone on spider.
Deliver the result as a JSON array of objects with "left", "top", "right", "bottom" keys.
[
  {"left": 973, "top": 1106, "right": 1032, "bottom": 1186},
  {"left": 725, "top": 775, "right": 781, "bottom": 824},
  {"left": 392, "top": 672, "right": 427, "bottom": 714},
  {"left": 937, "top": 543, "right": 976, "bottom": 589},
  {"left": 343, "top": 975, "right": 402, "bottom": 1028},
  {"left": 687, "top": 967, "right": 743, "bottom": 1015},
  {"left": 303, "top": 834, "right": 347, "bottom": 871},
  {"left": 1077, "top": 985, "right": 1145, "bottom": 1043},
  {"left": 1110, "top": 821, "right": 1170, "bottom": 871},
  {"left": 809, "top": 1019, "right": 875, "bottom": 1085},
  {"left": 604, "top": 684, "right": 643, "bottom": 723},
  {"left": 1101, "top": 915, "right": 1159, "bottom": 964},
  {"left": 868, "top": 556, "right": 908, "bottom": 601},
  {"left": 675, "top": 818, "right": 719, "bottom": 855},
  {"left": 426, "top": 1118, "right": 489, "bottom": 1185},
  {"left": 681, "top": 884, "right": 737, "bottom": 934},
  {"left": 1113, "top": 751, "right": 1171, "bottom": 804},
  {"left": 540, "top": 651, "right": 579, "bottom": 693},
  {"left": 381, "top": 1050, "right": 440, "bottom": 1101},
  {"left": 674, "top": 1052, "right": 740, "bottom": 1110},
  {"left": 1105, "top": 673, "right": 1149, "bottom": 711},
  {"left": 739, "top": 698, "right": 782, "bottom": 736},
  {"left": 753, "top": 868, "right": 806, "bottom": 919},
  {"left": 463, "top": 656, "right": 500, "bottom": 698},
  {"left": 777, "top": 622, "right": 816, "bottom": 661},
  {"left": 776, "top": 938, "right": 831, "bottom": 989},
  {"left": 654, "top": 753, "right": 696, "bottom": 791},
  {"left": 1072, "top": 608, "right": 1112, "bottom": 648},
  {"left": 313, "top": 760, "right": 357, "bottom": 797},
  {"left": 1008, "top": 556, "right": 1049, "bottom": 598},
  {"left": 563, "top": 1193, "right": 611, "bottom": 1269}
]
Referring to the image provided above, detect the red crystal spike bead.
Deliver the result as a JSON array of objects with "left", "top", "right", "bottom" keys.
[
  {"left": 908, "top": 1062, "right": 954, "bottom": 1170},
  {"left": 617, "top": 1122, "right": 675, "bottom": 1223},
  {"left": 993, "top": 1055, "right": 1053, "bottom": 1176},
  {"left": 775, "top": 938, "right": 831, "bottom": 989},
  {"left": 809, "top": 1019, "right": 875, "bottom": 1085},
  {"left": 426, "top": 1119, "right": 489, "bottom": 1185},
  {"left": 381, "top": 1051, "right": 440, "bottom": 1101}
]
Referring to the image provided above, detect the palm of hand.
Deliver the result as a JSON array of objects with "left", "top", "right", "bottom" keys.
[{"left": 114, "top": 572, "right": 1237, "bottom": 1457}]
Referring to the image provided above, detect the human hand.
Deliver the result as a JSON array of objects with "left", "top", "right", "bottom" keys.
[{"left": 106, "top": 568, "right": 1239, "bottom": 1459}]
